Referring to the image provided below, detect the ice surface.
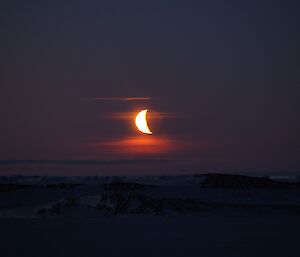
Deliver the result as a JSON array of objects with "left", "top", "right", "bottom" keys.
[{"left": 0, "top": 174, "right": 299, "bottom": 256}]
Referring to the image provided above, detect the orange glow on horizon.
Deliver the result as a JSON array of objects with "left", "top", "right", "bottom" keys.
[{"left": 102, "top": 136, "right": 173, "bottom": 155}]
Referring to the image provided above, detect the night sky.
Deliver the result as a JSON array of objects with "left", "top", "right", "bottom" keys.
[{"left": 1, "top": 0, "right": 299, "bottom": 174}]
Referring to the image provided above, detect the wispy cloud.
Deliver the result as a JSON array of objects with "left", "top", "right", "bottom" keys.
[
  {"left": 87, "top": 135, "right": 190, "bottom": 157},
  {"left": 105, "top": 111, "right": 178, "bottom": 120},
  {"left": 87, "top": 97, "right": 151, "bottom": 101}
]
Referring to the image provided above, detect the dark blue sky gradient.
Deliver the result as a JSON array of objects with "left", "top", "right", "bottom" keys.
[{"left": 0, "top": 0, "right": 299, "bottom": 173}]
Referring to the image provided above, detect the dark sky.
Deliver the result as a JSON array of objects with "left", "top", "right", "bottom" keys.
[{"left": 0, "top": 0, "right": 299, "bottom": 174}]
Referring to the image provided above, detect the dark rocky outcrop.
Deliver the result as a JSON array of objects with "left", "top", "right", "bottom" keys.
[{"left": 197, "top": 174, "right": 300, "bottom": 189}]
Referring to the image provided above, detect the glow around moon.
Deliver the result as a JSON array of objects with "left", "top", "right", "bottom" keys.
[{"left": 135, "top": 109, "right": 152, "bottom": 134}]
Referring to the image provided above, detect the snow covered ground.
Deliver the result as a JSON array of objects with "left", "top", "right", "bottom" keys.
[
  {"left": 0, "top": 174, "right": 299, "bottom": 256},
  {"left": 0, "top": 217, "right": 299, "bottom": 257}
]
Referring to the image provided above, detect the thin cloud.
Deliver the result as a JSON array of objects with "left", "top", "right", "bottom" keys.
[
  {"left": 104, "top": 111, "right": 178, "bottom": 120},
  {"left": 92, "top": 135, "right": 183, "bottom": 156},
  {"left": 88, "top": 97, "right": 151, "bottom": 101}
]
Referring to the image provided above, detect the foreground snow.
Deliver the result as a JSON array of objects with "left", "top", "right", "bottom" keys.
[
  {"left": 0, "top": 174, "right": 299, "bottom": 218},
  {"left": 0, "top": 216, "right": 299, "bottom": 257},
  {"left": 0, "top": 174, "right": 299, "bottom": 256}
]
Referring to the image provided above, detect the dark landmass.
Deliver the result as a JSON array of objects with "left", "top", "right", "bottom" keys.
[{"left": 0, "top": 173, "right": 299, "bottom": 257}]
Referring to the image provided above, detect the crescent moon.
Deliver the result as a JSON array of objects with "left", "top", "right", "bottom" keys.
[{"left": 135, "top": 109, "right": 152, "bottom": 134}]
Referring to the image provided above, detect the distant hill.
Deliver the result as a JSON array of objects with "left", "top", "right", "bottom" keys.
[{"left": 197, "top": 173, "right": 300, "bottom": 189}]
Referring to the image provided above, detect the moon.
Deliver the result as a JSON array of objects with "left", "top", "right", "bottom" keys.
[{"left": 135, "top": 109, "right": 152, "bottom": 134}]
